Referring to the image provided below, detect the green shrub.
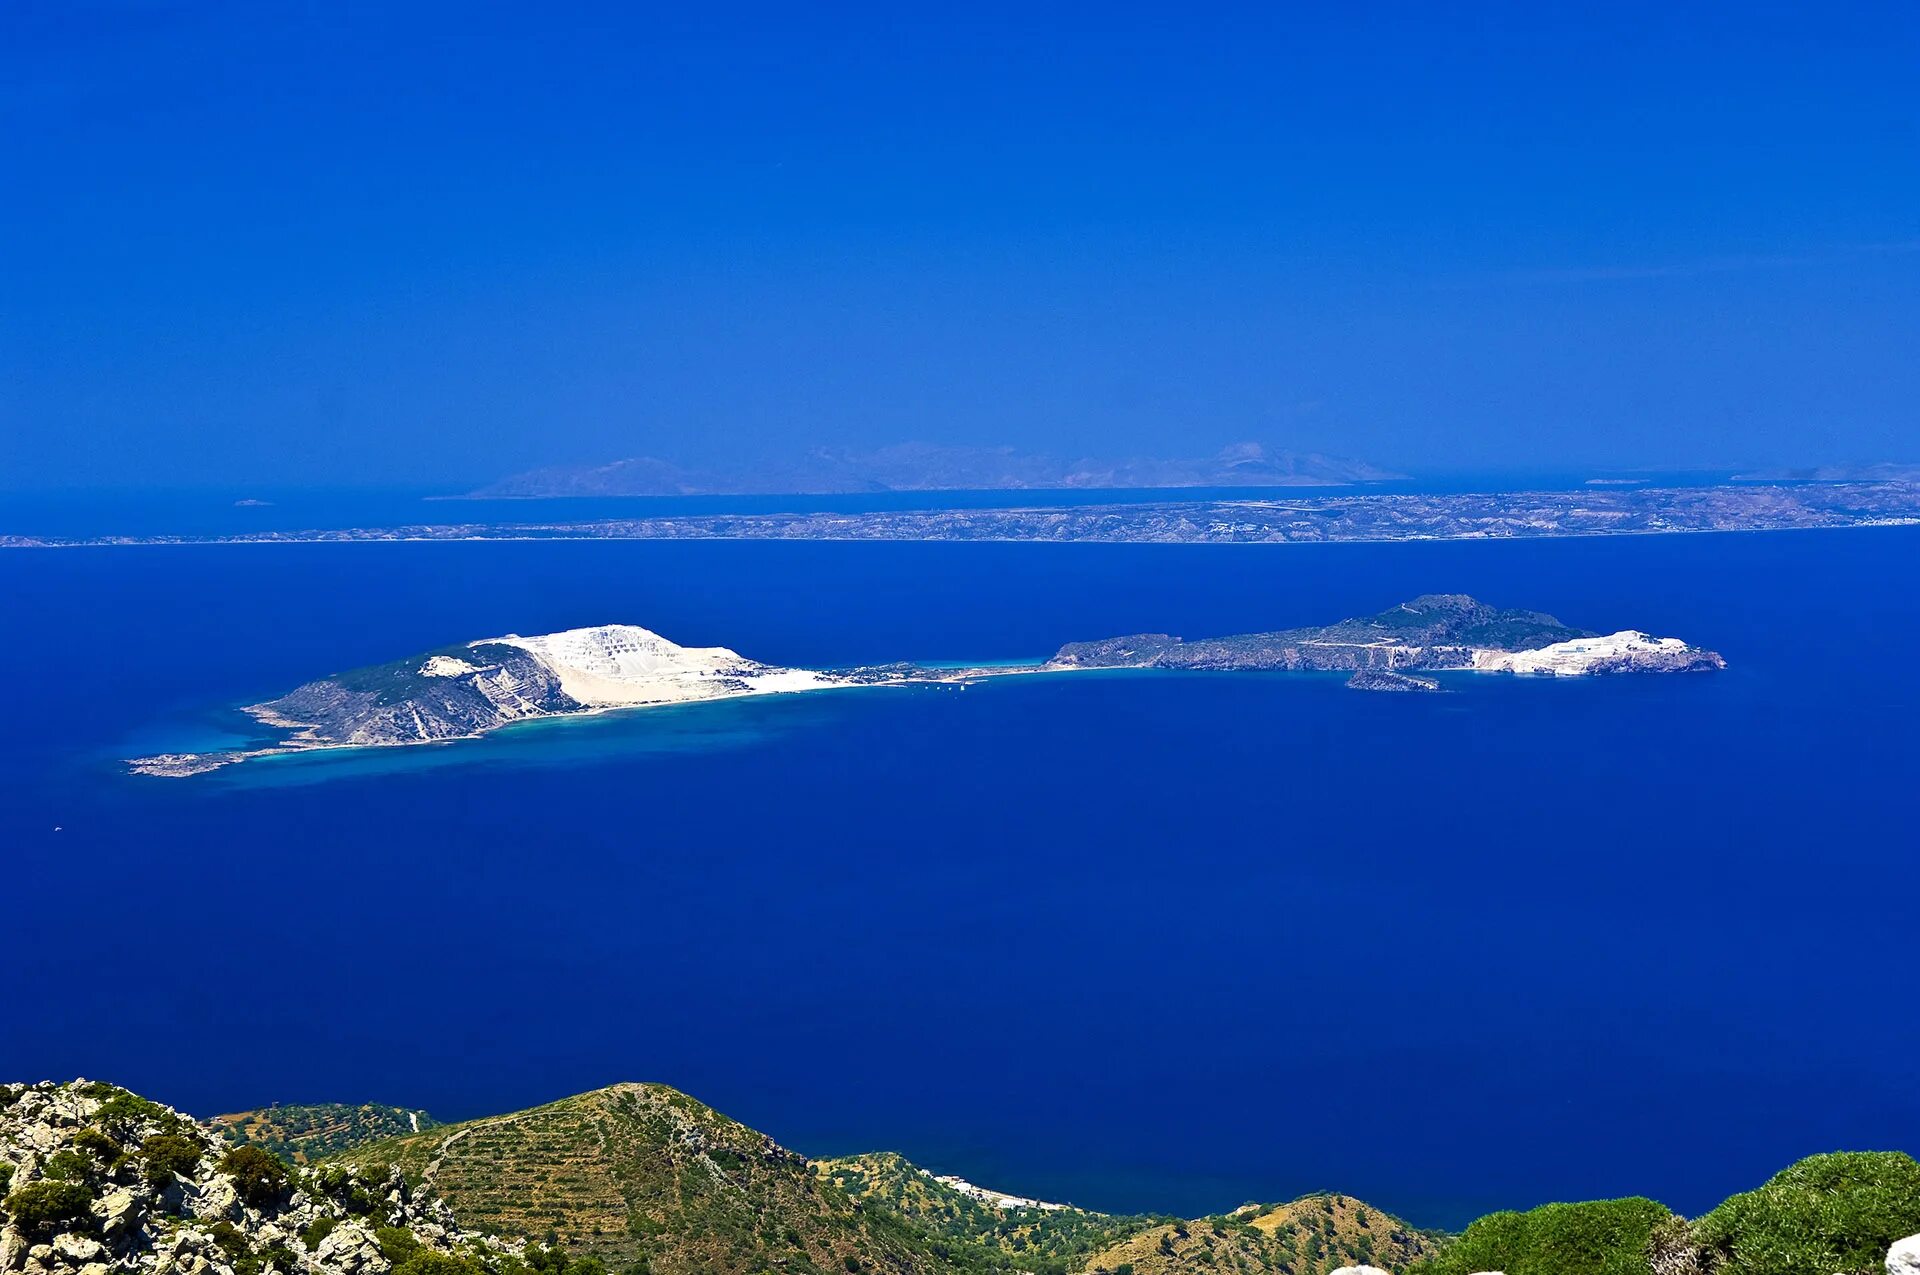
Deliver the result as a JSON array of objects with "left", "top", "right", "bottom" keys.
[
  {"left": 393, "top": 1254, "right": 488, "bottom": 1275},
  {"left": 303, "top": 1217, "right": 340, "bottom": 1251},
  {"left": 255, "top": 1240, "right": 300, "bottom": 1275},
  {"left": 1415, "top": 1197, "right": 1672, "bottom": 1275},
  {"left": 42, "top": 1150, "right": 98, "bottom": 1184},
  {"left": 1690, "top": 1151, "right": 1920, "bottom": 1275},
  {"left": 219, "top": 1145, "right": 292, "bottom": 1209},
  {"left": 524, "top": 1245, "right": 571, "bottom": 1275},
  {"left": 94, "top": 1092, "right": 185, "bottom": 1139},
  {"left": 376, "top": 1226, "right": 423, "bottom": 1264},
  {"left": 209, "top": 1220, "right": 251, "bottom": 1258},
  {"left": 311, "top": 1166, "right": 381, "bottom": 1217},
  {"left": 141, "top": 1133, "right": 204, "bottom": 1185},
  {"left": 71, "top": 1128, "right": 123, "bottom": 1166},
  {"left": 6, "top": 1180, "right": 99, "bottom": 1236}
]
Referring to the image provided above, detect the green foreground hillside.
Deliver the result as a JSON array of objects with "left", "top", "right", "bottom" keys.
[
  {"left": 9, "top": 1077, "right": 1909, "bottom": 1275},
  {"left": 1406, "top": 1154, "right": 1920, "bottom": 1275}
]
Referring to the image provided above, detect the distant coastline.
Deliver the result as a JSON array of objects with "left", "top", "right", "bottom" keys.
[
  {"left": 468, "top": 440, "right": 1403, "bottom": 498},
  {"left": 12, "top": 481, "right": 1919, "bottom": 550}
]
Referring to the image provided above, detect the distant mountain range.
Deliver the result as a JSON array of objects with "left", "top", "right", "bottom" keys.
[
  {"left": 1732, "top": 462, "right": 1920, "bottom": 483},
  {"left": 470, "top": 442, "right": 1403, "bottom": 498}
]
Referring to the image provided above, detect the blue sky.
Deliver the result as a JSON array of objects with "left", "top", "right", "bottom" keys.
[{"left": 3, "top": 2, "right": 1916, "bottom": 489}]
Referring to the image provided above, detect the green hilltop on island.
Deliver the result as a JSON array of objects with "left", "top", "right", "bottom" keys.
[{"left": 5, "top": 1079, "right": 1919, "bottom": 1275}]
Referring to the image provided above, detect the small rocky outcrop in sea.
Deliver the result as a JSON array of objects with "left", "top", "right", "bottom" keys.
[
  {"left": 0, "top": 1082, "right": 504, "bottom": 1275},
  {"left": 1346, "top": 668, "right": 1442, "bottom": 693}
]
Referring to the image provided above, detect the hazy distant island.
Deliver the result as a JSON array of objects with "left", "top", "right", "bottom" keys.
[
  {"left": 1732, "top": 461, "right": 1920, "bottom": 484},
  {"left": 470, "top": 441, "right": 1403, "bottom": 497},
  {"left": 11, "top": 481, "right": 1919, "bottom": 551},
  {"left": 129, "top": 595, "right": 1722, "bottom": 776}
]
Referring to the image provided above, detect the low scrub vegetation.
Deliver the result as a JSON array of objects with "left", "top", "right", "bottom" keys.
[{"left": 1689, "top": 1151, "right": 1920, "bottom": 1275}]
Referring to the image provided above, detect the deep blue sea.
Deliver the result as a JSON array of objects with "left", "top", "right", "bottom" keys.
[{"left": 2, "top": 527, "right": 1916, "bottom": 1228}]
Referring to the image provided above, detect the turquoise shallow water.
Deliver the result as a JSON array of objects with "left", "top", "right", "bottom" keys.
[
  {"left": 201, "top": 690, "right": 872, "bottom": 787},
  {"left": 2, "top": 528, "right": 1916, "bottom": 1226}
]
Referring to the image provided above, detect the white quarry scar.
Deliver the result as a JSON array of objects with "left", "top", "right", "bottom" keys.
[
  {"left": 483, "top": 624, "right": 847, "bottom": 707},
  {"left": 1469, "top": 630, "right": 1689, "bottom": 675}
]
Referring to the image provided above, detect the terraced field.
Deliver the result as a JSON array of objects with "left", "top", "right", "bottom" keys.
[
  {"left": 1081, "top": 1193, "right": 1442, "bottom": 1275},
  {"left": 332, "top": 1083, "right": 944, "bottom": 1275},
  {"left": 213, "top": 1102, "right": 440, "bottom": 1162}
]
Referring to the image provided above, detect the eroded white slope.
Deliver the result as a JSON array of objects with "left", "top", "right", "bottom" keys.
[
  {"left": 1470, "top": 630, "right": 1700, "bottom": 675},
  {"left": 479, "top": 624, "right": 847, "bottom": 706}
]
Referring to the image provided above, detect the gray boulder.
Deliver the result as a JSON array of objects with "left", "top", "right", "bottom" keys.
[
  {"left": 190, "top": 1177, "right": 239, "bottom": 1222},
  {"left": 151, "top": 1230, "right": 229, "bottom": 1275},
  {"left": 1888, "top": 1233, "right": 1920, "bottom": 1275},
  {"left": 95, "top": 1187, "right": 141, "bottom": 1245},
  {"left": 1, "top": 1229, "right": 28, "bottom": 1275},
  {"left": 314, "top": 1224, "right": 391, "bottom": 1275},
  {"left": 50, "top": 1236, "right": 104, "bottom": 1267}
]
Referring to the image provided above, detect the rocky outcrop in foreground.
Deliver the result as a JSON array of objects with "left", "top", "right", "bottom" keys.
[{"left": 0, "top": 1083, "right": 522, "bottom": 1275}]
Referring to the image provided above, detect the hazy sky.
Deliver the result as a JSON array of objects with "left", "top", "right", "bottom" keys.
[{"left": 4, "top": 2, "right": 1917, "bottom": 490}]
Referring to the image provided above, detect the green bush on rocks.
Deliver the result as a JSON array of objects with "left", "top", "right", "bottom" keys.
[
  {"left": 219, "top": 1145, "right": 293, "bottom": 1209},
  {"left": 378, "top": 1226, "right": 424, "bottom": 1264},
  {"left": 71, "top": 1128, "right": 124, "bottom": 1167},
  {"left": 310, "top": 1165, "right": 382, "bottom": 1217},
  {"left": 141, "top": 1132, "right": 205, "bottom": 1186},
  {"left": 94, "top": 1091, "right": 193, "bottom": 1142},
  {"left": 303, "top": 1217, "right": 340, "bottom": 1251},
  {"left": 42, "top": 1150, "right": 100, "bottom": 1185},
  {"left": 6, "top": 1180, "right": 99, "bottom": 1237},
  {"left": 1413, "top": 1197, "right": 1672, "bottom": 1275},
  {"left": 394, "top": 1254, "right": 491, "bottom": 1275},
  {"left": 1689, "top": 1151, "right": 1920, "bottom": 1275}
]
